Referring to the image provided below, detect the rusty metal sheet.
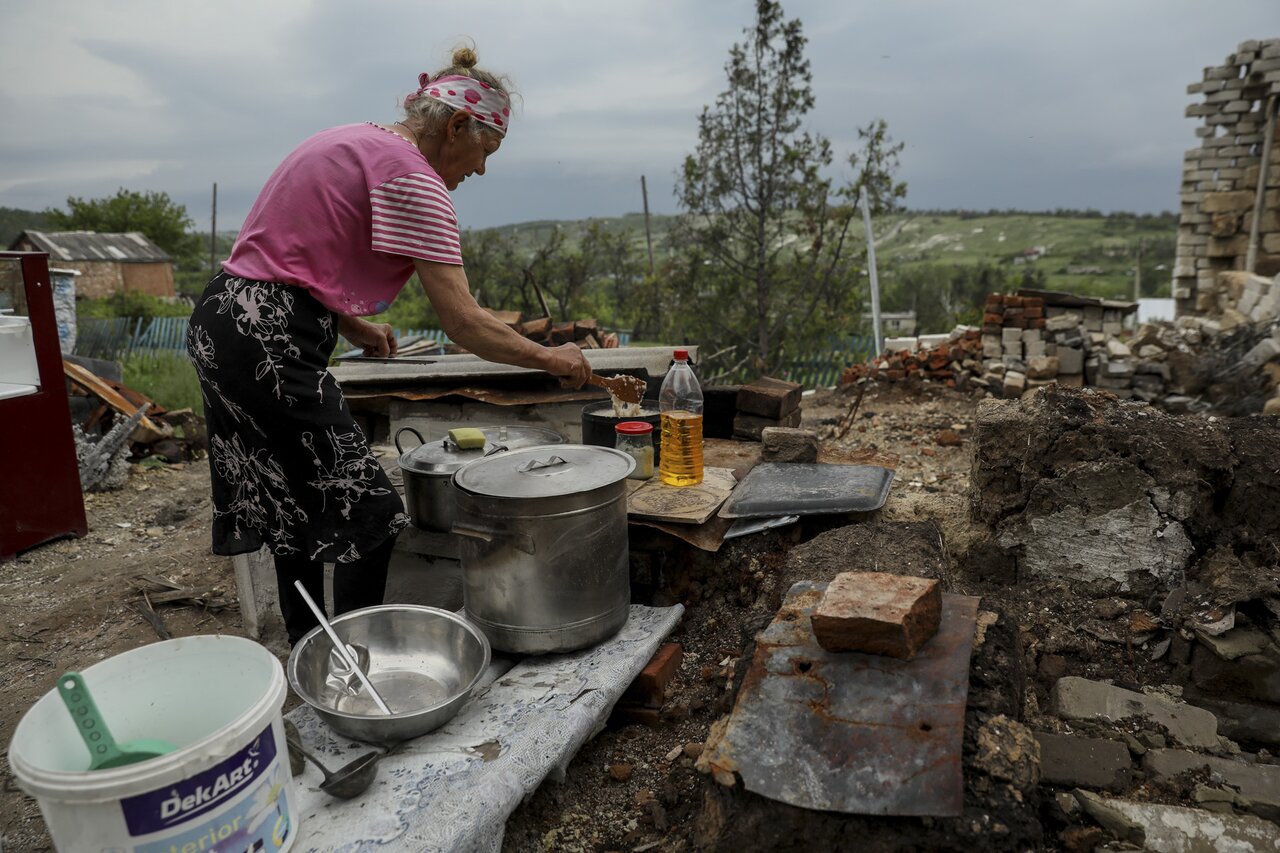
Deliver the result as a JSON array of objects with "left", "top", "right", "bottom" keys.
[
  {"left": 342, "top": 384, "right": 606, "bottom": 405},
  {"left": 628, "top": 515, "right": 734, "bottom": 552},
  {"left": 702, "top": 583, "right": 979, "bottom": 816}
]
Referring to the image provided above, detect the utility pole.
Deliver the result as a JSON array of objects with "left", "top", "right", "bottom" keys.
[
  {"left": 1133, "top": 237, "right": 1143, "bottom": 302},
  {"left": 640, "top": 175, "right": 655, "bottom": 278},
  {"left": 859, "top": 189, "right": 883, "bottom": 357},
  {"left": 209, "top": 182, "right": 218, "bottom": 275}
]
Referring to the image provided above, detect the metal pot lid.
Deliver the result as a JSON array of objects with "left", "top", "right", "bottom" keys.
[
  {"left": 453, "top": 444, "right": 635, "bottom": 498},
  {"left": 397, "top": 426, "right": 565, "bottom": 476}
]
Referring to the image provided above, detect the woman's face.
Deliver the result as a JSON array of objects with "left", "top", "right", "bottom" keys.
[{"left": 435, "top": 121, "right": 502, "bottom": 191}]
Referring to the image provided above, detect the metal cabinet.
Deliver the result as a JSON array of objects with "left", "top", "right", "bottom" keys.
[{"left": 0, "top": 252, "right": 87, "bottom": 560}]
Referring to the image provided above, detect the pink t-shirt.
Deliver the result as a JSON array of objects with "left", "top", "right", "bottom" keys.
[{"left": 224, "top": 123, "right": 462, "bottom": 316}]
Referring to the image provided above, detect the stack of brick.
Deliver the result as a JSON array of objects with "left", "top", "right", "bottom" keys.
[
  {"left": 840, "top": 280, "right": 1280, "bottom": 411},
  {"left": 1174, "top": 38, "right": 1280, "bottom": 318},
  {"left": 733, "top": 376, "right": 804, "bottom": 440},
  {"left": 838, "top": 328, "right": 982, "bottom": 388},
  {"left": 970, "top": 293, "right": 1121, "bottom": 398}
]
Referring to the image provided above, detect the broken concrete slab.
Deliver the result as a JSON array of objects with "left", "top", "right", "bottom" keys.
[
  {"left": 810, "top": 571, "right": 942, "bottom": 659},
  {"left": 1196, "top": 627, "right": 1273, "bottom": 661},
  {"left": 1051, "top": 676, "right": 1220, "bottom": 749},
  {"left": 1035, "top": 732, "right": 1132, "bottom": 791},
  {"left": 1143, "top": 748, "right": 1280, "bottom": 822},
  {"left": 1074, "top": 790, "right": 1280, "bottom": 852}
]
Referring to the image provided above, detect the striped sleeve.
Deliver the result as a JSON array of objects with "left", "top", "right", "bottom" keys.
[{"left": 369, "top": 172, "right": 463, "bottom": 264}]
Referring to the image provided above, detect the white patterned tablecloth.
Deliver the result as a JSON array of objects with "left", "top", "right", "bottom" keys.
[{"left": 286, "top": 604, "right": 684, "bottom": 852}]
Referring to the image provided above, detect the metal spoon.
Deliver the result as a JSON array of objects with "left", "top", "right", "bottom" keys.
[
  {"left": 286, "top": 734, "right": 380, "bottom": 799},
  {"left": 292, "top": 581, "right": 393, "bottom": 715}
]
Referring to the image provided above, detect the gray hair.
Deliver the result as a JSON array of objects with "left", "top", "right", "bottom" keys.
[{"left": 403, "top": 46, "right": 512, "bottom": 141}]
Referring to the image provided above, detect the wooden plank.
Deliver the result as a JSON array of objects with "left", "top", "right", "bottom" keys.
[
  {"left": 484, "top": 307, "right": 523, "bottom": 327},
  {"left": 62, "top": 360, "right": 171, "bottom": 442},
  {"left": 519, "top": 317, "right": 553, "bottom": 338}
]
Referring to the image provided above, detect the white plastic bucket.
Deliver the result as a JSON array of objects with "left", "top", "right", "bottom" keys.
[{"left": 8, "top": 634, "right": 298, "bottom": 852}]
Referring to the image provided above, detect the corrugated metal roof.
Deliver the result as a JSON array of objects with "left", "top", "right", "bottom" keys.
[{"left": 11, "top": 230, "right": 171, "bottom": 262}]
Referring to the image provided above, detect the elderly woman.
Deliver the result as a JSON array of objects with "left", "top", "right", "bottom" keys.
[{"left": 188, "top": 47, "right": 589, "bottom": 643}]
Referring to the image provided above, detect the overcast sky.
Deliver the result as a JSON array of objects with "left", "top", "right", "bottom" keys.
[{"left": 1, "top": 1, "right": 1275, "bottom": 232}]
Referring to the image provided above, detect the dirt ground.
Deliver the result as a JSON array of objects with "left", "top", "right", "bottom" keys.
[
  {"left": 0, "top": 464, "right": 245, "bottom": 851},
  {"left": 3, "top": 380, "right": 1255, "bottom": 851}
]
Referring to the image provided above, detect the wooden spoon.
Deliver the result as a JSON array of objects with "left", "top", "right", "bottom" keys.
[{"left": 587, "top": 373, "right": 646, "bottom": 405}]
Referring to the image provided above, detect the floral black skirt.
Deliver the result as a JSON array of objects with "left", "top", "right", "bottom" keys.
[{"left": 186, "top": 272, "right": 408, "bottom": 562}]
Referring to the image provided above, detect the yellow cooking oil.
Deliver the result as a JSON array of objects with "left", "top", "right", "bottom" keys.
[{"left": 659, "top": 410, "right": 704, "bottom": 486}]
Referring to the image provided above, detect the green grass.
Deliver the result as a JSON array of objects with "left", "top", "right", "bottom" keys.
[
  {"left": 874, "top": 212, "right": 1177, "bottom": 299},
  {"left": 122, "top": 353, "right": 203, "bottom": 413}
]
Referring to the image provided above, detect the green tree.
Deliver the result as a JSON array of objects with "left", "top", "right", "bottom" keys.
[
  {"left": 673, "top": 0, "right": 904, "bottom": 378},
  {"left": 847, "top": 119, "right": 907, "bottom": 216},
  {"left": 45, "top": 188, "right": 201, "bottom": 266}
]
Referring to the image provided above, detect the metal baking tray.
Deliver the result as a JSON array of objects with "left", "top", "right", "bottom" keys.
[{"left": 717, "top": 463, "right": 895, "bottom": 519}]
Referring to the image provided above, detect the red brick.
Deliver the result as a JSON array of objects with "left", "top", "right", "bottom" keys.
[
  {"left": 810, "top": 572, "right": 942, "bottom": 660},
  {"left": 736, "top": 376, "right": 802, "bottom": 418},
  {"left": 623, "top": 642, "right": 683, "bottom": 707}
]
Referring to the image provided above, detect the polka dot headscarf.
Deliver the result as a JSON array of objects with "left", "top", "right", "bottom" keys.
[{"left": 406, "top": 73, "right": 511, "bottom": 137}]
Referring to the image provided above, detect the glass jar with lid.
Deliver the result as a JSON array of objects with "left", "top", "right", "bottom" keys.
[{"left": 615, "top": 421, "right": 655, "bottom": 480}]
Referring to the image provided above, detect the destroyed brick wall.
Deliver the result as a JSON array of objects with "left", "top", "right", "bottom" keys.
[{"left": 1174, "top": 38, "right": 1280, "bottom": 315}]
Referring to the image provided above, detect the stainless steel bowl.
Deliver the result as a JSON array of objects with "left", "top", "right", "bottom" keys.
[{"left": 287, "top": 605, "right": 491, "bottom": 744}]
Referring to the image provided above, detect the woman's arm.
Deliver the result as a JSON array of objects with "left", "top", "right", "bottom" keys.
[{"left": 414, "top": 259, "right": 590, "bottom": 386}]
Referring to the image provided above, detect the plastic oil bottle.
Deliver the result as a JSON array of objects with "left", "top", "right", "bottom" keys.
[{"left": 658, "top": 349, "right": 703, "bottom": 486}]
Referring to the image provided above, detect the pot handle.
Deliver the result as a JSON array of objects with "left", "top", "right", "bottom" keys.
[
  {"left": 395, "top": 426, "right": 426, "bottom": 455},
  {"left": 518, "top": 455, "right": 567, "bottom": 473},
  {"left": 451, "top": 522, "right": 536, "bottom": 556}
]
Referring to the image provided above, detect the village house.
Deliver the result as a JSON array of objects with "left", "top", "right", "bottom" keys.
[{"left": 6, "top": 230, "right": 175, "bottom": 301}]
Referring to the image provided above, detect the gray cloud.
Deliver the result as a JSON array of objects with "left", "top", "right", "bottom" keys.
[{"left": 0, "top": 0, "right": 1275, "bottom": 230}]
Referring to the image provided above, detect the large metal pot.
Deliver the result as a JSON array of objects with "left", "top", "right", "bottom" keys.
[
  {"left": 452, "top": 445, "right": 635, "bottom": 654},
  {"left": 395, "top": 425, "right": 565, "bottom": 532}
]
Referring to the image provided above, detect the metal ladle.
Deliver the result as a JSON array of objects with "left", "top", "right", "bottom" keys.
[
  {"left": 293, "top": 581, "right": 393, "bottom": 715},
  {"left": 286, "top": 734, "right": 381, "bottom": 799}
]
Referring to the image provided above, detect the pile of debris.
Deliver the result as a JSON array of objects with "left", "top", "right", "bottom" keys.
[
  {"left": 64, "top": 356, "right": 205, "bottom": 491},
  {"left": 842, "top": 277, "right": 1280, "bottom": 414}
]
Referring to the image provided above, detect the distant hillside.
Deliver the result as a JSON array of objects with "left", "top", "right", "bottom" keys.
[
  {"left": 472, "top": 208, "right": 1178, "bottom": 302},
  {"left": 0, "top": 207, "right": 50, "bottom": 247}
]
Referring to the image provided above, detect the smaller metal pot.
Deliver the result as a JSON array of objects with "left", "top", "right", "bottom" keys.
[{"left": 396, "top": 425, "right": 565, "bottom": 532}]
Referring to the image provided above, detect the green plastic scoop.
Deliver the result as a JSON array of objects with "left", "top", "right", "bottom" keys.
[{"left": 57, "top": 672, "right": 177, "bottom": 770}]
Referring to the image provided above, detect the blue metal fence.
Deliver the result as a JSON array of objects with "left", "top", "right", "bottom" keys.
[{"left": 776, "top": 335, "right": 878, "bottom": 389}]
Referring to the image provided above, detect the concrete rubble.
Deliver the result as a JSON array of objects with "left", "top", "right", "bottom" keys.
[{"left": 843, "top": 279, "right": 1280, "bottom": 415}]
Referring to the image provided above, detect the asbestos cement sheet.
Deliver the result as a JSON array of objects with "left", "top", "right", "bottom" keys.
[
  {"left": 286, "top": 603, "right": 684, "bottom": 852},
  {"left": 701, "top": 582, "right": 979, "bottom": 816}
]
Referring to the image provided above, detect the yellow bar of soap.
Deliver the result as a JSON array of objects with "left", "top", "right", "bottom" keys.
[{"left": 449, "top": 427, "right": 487, "bottom": 449}]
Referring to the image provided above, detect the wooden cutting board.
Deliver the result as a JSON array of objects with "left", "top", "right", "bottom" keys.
[{"left": 626, "top": 467, "right": 737, "bottom": 525}]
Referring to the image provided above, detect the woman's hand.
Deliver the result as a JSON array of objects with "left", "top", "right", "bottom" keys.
[
  {"left": 544, "top": 342, "right": 591, "bottom": 389},
  {"left": 338, "top": 316, "right": 398, "bottom": 358}
]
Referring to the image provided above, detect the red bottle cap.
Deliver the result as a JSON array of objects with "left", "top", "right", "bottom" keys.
[
  {"left": 615, "top": 421, "right": 654, "bottom": 435},
  {"left": 673, "top": 348, "right": 689, "bottom": 360}
]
